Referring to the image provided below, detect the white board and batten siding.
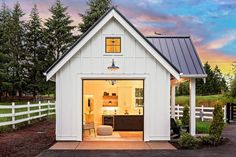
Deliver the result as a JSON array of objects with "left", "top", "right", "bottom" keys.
[{"left": 56, "top": 18, "right": 171, "bottom": 141}]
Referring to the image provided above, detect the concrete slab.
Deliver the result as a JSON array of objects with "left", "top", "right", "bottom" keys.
[
  {"left": 77, "top": 141, "right": 150, "bottom": 150},
  {"left": 50, "top": 141, "right": 176, "bottom": 150},
  {"left": 147, "top": 142, "right": 176, "bottom": 150},
  {"left": 50, "top": 142, "right": 80, "bottom": 150}
]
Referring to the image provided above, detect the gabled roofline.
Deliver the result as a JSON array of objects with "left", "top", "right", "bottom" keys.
[{"left": 45, "top": 7, "right": 180, "bottom": 80}]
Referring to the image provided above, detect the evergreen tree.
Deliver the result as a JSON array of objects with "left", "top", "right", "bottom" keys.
[
  {"left": 209, "top": 104, "right": 224, "bottom": 139},
  {"left": 214, "top": 65, "right": 228, "bottom": 93},
  {"left": 44, "top": 0, "right": 75, "bottom": 61},
  {"left": 197, "top": 62, "right": 216, "bottom": 95},
  {"left": 5, "top": 2, "right": 26, "bottom": 97},
  {"left": 0, "top": 3, "right": 11, "bottom": 100},
  {"left": 79, "top": 0, "right": 112, "bottom": 33},
  {"left": 229, "top": 65, "right": 236, "bottom": 98},
  {"left": 181, "top": 105, "right": 190, "bottom": 126},
  {"left": 177, "top": 62, "right": 227, "bottom": 96},
  {"left": 25, "top": 5, "right": 47, "bottom": 97},
  {"left": 176, "top": 81, "right": 189, "bottom": 96}
]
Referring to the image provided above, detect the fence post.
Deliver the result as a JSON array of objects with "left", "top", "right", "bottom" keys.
[
  {"left": 27, "top": 101, "right": 30, "bottom": 124},
  {"left": 12, "top": 102, "right": 15, "bottom": 129},
  {"left": 224, "top": 104, "right": 227, "bottom": 123},
  {"left": 39, "top": 101, "right": 41, "bottom": 120},
  {"left": 177, "top": 104, "right": 180, "bottom": 120},
  {"left": 226, "top": 103, "right": 230, "bottom": 123},
  {"left": 47, "top": 100, "right": 50, "bottom": 116},
  {"left": 201, "top": 105, "right": 204, "bottom": 121},
  {"left": 231, "top": 103, "right": 234, "bottom": 121}
]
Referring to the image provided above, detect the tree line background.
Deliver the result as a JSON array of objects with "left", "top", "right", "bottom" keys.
[
  {"left": 0, "top": 0, "right": 235, "bottom": 102},
  {"left": 0, "top": 0, "right": 111, "bottom": 101}
]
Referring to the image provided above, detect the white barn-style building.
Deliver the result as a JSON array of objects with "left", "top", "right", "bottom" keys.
[{"left": 45, "top": 7, "right": 207, "bottom": 141}]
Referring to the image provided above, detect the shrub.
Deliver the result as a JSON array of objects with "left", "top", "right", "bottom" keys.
[
  {"left": 201, "top": 135, "right": 222, "bottom": 146},
  {"left": 175, "top": 119, "right": 181, "bottom": 126},
  {"left": 209, "top": 104, "right": 224, "bottom": 140},
  {"left": 178, "top": 132, "right": 201, "bottom": 149},
  {"left": 181, "top": 105, "right": 190, "bottom": 126}
]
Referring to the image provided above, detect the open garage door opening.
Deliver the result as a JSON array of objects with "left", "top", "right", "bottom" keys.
[{"left": 82, "top": 80, "right": 144, "bottom": 141}]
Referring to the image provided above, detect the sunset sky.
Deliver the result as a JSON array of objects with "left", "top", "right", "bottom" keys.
[{"left": 1, "top": 0, "right": 236, "bottom": 75}]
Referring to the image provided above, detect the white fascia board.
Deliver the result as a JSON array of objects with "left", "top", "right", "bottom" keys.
[
  {"left": 113, "top": 12, "right": 180, "bottom": 80},
  {"left": 180, "top": 74, "right": 207, "bottom": 78},
  {"left": 46, "top": 11, "right": 114, "bottom": 80}
]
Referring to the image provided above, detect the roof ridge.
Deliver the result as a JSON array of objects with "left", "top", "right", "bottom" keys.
[{"left": 146, "top": 35, "right": 190, "bottom": 38}]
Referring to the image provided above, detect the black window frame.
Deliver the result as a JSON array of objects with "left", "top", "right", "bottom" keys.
[{"left": 105, "top": 37, "right": 121, "bottom": 53}]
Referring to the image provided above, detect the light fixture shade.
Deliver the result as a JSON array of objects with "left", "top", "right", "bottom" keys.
[
  {"left": 107, "top": 59, "right": 119, "bottom": 71},
  {"left": 107, "top": 80, "right": 117, "bottom": 85}
]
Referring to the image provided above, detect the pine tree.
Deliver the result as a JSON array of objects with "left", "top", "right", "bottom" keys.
[
  {"left": 44, "top": 0, "right": 75, "bottom": 61},
  {"left": 181, "top": 105, "right": 190, "bottom": 126},
  {"left": 0, "top": 3, "right": 11, "bottom": 100},
  {"left": 79, "top": 0, "right": 112, "bottom": 33},
  {"left": 25, "top": 5, "right": 46, "bottom": 97},
  {"left": 229, "top": 65, "right": 236, "bottom": 98},
  {"left": 176, "top": 81, "right": 189, "bottom": 96},
  {"left": 196, "top": 62, "right": 227, "bottom": 95},
  {"left": 214, "top": 65, "right": 228, "bottom": 93},
  {"left": 8, "top": 2, "right": 26, "bottom": 97},
  {"left": 196, "top": 62, "right": 216, "bottom": 95},
  {"left": 209, "top": 104, "right": 224, "bottom": 139}
]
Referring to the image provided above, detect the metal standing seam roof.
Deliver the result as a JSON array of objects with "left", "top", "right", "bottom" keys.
[{"left": 147, "top": 36, "right": 206, "bottom": 76}]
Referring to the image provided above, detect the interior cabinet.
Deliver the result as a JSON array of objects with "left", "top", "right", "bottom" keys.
[
  {"left": 102, "top": 115, "right": 144, "bottom": 131},
  {"left": 118, "top": 87, "right": 132, "bottom": 107}
]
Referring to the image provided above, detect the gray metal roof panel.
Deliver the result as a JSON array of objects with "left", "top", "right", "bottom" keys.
[{"left": 147, "top": 36, "right": 205, "bottom": 75}]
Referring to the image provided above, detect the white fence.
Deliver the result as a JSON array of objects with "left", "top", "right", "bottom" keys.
[
  {"left": 174, "top": 104, "right": 226, "bottom": 121},
  {"left": 0, "top": 101, "right": 55, "bottom": 129}
]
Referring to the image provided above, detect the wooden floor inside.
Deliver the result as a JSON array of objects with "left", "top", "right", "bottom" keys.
[
  {"left": 50, "top": 141, "right": 176, "bottom": 150},
  {"left": 83, "top": 131, "right": 143, "bottom": 141}
]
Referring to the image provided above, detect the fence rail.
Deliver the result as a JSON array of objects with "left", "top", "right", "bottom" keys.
[
  {"left": 0, "top": 101, "right": 55, "bottom": 129},
  {"left": 173, "top": 104, "right": 226, "bottom": 121}
]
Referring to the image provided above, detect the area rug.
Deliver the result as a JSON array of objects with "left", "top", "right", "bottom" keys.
[{"left": 84, "top": 132, "right": 121, "bottom": 141}]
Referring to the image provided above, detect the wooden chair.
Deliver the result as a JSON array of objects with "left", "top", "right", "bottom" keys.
[{"left": 170, "top": 118, "right": 180, "bottom": 138}]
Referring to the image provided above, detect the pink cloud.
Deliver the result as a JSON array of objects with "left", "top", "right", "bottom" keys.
[{"left": 206, "top": 30, "right": 236, "bottom": 49}]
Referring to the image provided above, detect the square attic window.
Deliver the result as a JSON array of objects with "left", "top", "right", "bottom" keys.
[{"left": 105, "top": 37, "right": 121, "bottom": 53}]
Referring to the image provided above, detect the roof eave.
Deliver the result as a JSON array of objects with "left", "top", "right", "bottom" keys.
[{"left": 180, "top": 74, "right": 207, "bottom": 78}]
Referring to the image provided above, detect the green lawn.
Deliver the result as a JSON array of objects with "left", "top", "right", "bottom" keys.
[
  {"left": 0, "top": 101, "right": 55, "bottom": 132},
  {"left": 196, "top": 120, "right": 211, "bottom": 134},
  {"left": 176, "top": 95, "right": 226, "bottom": 107}
]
